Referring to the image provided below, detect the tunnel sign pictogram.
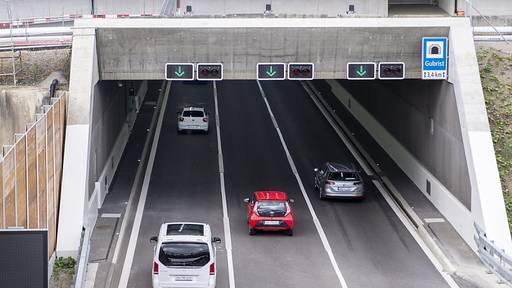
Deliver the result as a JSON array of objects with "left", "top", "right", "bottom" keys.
[
  {"left": 288, "top": 63, "right": 314, "bottom": 80},
  {"left": 378, "top": 62, "right": 405, "bottom": 80},
  {"left": 347, "top": 62, "right": 376, "bottom": 80},
  {"left": 197, "top": 63, "right": 223, "bottom": 80},
  {"left": 257, "top": 63, "right": 286, "bottom": 80},
  {"left": 422, "top": 37, "right": 448, "bottom": 80},
  {"left": 165, "top": 63, "right": 194, "bottom": 80}
]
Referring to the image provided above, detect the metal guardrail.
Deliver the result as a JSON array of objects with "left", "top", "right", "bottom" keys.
[{"left": 474, "top": 223, "right": 512, "bottom": 286}]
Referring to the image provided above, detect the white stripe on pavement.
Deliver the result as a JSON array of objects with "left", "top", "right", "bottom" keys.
[
  {"left": 213, "top": 81, "right": 236, "bottom": 288},
  {"left": 256, "top": 80, "right": 348, "bottom": 288},
  {"left": 118, "top": 81, "right": 171, "bottom": 288}
]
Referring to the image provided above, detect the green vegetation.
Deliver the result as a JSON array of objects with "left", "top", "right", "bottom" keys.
[
  {"left": 50, "top": 256, "right": 76, "bottom": 288},
  {"left": 477, "top": 47, "right": 512, "bottom": 232}
]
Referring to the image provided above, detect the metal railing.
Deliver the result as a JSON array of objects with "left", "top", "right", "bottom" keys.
[
  {"left": 474, "top": 223, "right": 512, "bottom": 286},
  {"left": 464, "top": 0, "right": 512, "bottom": 46}
]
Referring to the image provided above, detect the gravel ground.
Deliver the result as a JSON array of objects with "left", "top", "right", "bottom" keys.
[{"left": 0, "top": 48, "right": 71, "bottom": 86}]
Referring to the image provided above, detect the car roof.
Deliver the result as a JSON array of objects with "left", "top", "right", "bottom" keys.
[
  {"left": 253, "top": 191, "right": 288, "bottom": 201},
  {"left": 182, "top": 106, "right": 205, "bottom": 112},
  {"left": 158, "top": 222, "right": 211, "bottom": 241},
  {"left": 325, "top": 162, "right": 358, "bottom": 173}
]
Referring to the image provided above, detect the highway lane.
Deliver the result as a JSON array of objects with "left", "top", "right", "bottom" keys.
[
  {"left": 216, "top": 80, "right": 342, "bottom": 288},
  {"left": 260, "top": 80, "right": 451, "bottom": 288},
  {"left": 125, "top": 81, "right": 229, "bottom": 288}
]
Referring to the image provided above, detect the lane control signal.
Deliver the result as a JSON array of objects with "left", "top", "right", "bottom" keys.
[
  {"left": 378, "top": 62, "right": 405, "bottom": 80},
  {"left": 257, "top": 63, "right": 286, "bottom": 80},
  {"left": 197, "top": 63, "right": 223, "bottom": 80},
  {"left": 347, "top": 62, "right": 376, "bottom": 80},
  {"left": 288, "top": 63, "right": 314, "bottom": 80},
  {"left": 165, "top": 63, "right": 194, "bottom": 80}
]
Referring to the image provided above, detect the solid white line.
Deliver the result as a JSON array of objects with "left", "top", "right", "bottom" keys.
[
  {"left": 372, "top": 181, "right": 460, "bottom": 288},
  {"left": 101, "top": 213, "right": 121, "bottom": 218},
  {"left": 111, "top": 81, "right": 167, "bottom": 265},
  {"left": 213, "top": 81, "right": 236, "bottom": 288},
  {"left": 256, "top": 81, "right": 348, "bottom": 288},
  {"left": 304, "top": 82, "right": 459, "bottom": 288},
  {"left": 424, "top": 218, "right": 446, "bottom": 223},
  {"left": 117, "top": 81, "right": 171, "bottom": 288}
]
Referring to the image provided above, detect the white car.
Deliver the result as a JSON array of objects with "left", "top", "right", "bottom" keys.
[
  {"left": 151, "top": 222, "right": 221, "bottom": 288},
  {"left": 177, "top": 107, "right": 209, "bottom": 134}
]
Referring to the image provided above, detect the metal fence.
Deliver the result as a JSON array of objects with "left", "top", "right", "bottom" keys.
[
  {"left": 474, "top": 223, "right": 512, "bottom": 286},
  {"left": 0, "top": 93, "right": 66, "bottom": 260}
]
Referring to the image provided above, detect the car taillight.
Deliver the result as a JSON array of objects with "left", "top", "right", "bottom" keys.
[
  {"left": 209, "top": 262, "right": 215, "bottom": 275},
  {"left": 354, "top": 181, "right": 363, "bottom": 186},
  {"left": 203, "top": 117, "right": 208, "bottom": 122},
  {"left": 153, "top": 261, "right": 159, "bottom": 274},
  {"left": 178, "top": 117, "right": 184, "bottom": 122},
  {"left": 325, "top": 180, "right": 335, "bottom": 186}
]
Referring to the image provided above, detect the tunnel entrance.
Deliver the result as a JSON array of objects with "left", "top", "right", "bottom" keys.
[{"left": 388, "top": 0, "right": 451, "bottom": 16}]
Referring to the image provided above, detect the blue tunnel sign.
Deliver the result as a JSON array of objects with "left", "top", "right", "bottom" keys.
[{"left": 422, "top": 37, "right": 448, "bottom": 80}]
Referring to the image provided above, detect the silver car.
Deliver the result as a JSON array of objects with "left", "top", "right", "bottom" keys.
[{"left": 314, "top": 162, "right": 364, "bottom": 199}]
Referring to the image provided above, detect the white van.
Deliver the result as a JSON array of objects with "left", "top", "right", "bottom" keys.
[{"left": 151, "top": 222, "right": 221, "bottom": 288}]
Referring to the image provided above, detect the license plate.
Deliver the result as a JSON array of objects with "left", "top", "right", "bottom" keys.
[
  {"left": 175, "top": 276, "right": 193, "bottom": 281},
  {"left": 264, "top": 220, "right": 280, "bottom": 225}
]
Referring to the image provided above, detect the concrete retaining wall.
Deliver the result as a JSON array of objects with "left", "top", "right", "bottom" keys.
[
  {"left": 0, "top": 88, "right": 48, "bottom": 145},
  {"left": 340, "top": 80, "right": 471, "bottom": 209}
]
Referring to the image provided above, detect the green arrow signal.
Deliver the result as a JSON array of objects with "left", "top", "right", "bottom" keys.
[
  {"left": 175, "top": 66, "right": 185, "bottom": 77},
  {"left": 266, "top": 66, "right": 277, "bottom": 77},
  {"left": 356, "top": 65, "right": 367, "bottom": 77}
]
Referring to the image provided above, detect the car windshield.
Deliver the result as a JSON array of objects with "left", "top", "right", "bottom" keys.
[
  {"left": 256, "top": 201, "right": 287, "bottom": 213},
  {"left": 183, "top": 111, "right": 204, "bottom": 117},
  {"left": 328, "top": 172, "right": 359, "bottom": 181},
  {"left": 159, "top": 242, "right": 210, "bottom": 267}
]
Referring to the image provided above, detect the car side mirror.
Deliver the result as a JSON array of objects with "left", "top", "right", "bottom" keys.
[
  {"left": 150, "top": 236, "right": 158, "bottom": 244},
  {"left": 212, "top": 237, "right": 221, "bottom": 243},
  {"left": 243, "top": 198, "right": 250, "bottom": 203},
  {"left": 289, "top": 199, "right": 295, "bottom": 203},
  {"left": 313, "top": 168, "right": 319, "bottom": 172}
]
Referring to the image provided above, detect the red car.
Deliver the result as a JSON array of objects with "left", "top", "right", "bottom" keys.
[{"left": 244, "top": 191, "right": 295, "bottom": 236}]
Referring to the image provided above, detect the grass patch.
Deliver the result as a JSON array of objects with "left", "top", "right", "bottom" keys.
[
  {"left": 478, "top": 47, "right": 512, "bottom": 234},
  {"left": 50, "top": 257, "right": 76, "bottom": 288}
]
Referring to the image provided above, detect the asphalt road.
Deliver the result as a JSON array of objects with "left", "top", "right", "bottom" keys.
[{"left": 122, "top": 80, "right": 451, "bottom": 288}]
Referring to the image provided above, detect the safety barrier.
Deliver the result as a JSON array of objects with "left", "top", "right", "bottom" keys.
[
  {"left": 474, "top": 223, "right": 512, "bottom": 285},
  {"left": 0, "top": 92, "right": 66, "bottom": 260}
]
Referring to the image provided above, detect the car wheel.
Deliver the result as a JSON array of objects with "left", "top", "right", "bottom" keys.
[
  {"left": 177, "top": 128, "right": 183, "bottom": 134},
  {"left": 249, "top": 228, "right": 256, "bottom": 236},
  {"left": 286, "top": 229, "right": 293, "bottom": 236}
]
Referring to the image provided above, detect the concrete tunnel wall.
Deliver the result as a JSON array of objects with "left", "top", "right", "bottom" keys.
[
  {"left": 341, "top": 80, "right": 471, "bottom": 210},
  {"left": 88, "top": 80, "right": 140, "bottom": 197},
  {"left": 93, "top": 19, "right": 449, "bottom": 80}
]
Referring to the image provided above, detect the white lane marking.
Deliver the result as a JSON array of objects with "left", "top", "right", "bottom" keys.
[
  {"left": 372, "top": 181, "right": 460, "bottom": 288},
  {"left": 111, "top": 81, "right": 167, "bottom": 265},
  {"left": 84, "top": 263, "right": 99, "bottom": 288},
  {"left": 256, "top": 81, "right": 348, "bottom": 288},
  {"left": 118, "top": 81, "right": 171, "bottom": 288},
  {"left": 304, "top": 82, "right": 459, "bottom": 288},
  {"left": 424, "top": 218, "right": 446, "bottom": 223},
  {"left": 101, "top": 213, "right": 121, "bottom": 218},
  {"left": 213, "top": 81, "right": 236, "bottom": 288}
]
